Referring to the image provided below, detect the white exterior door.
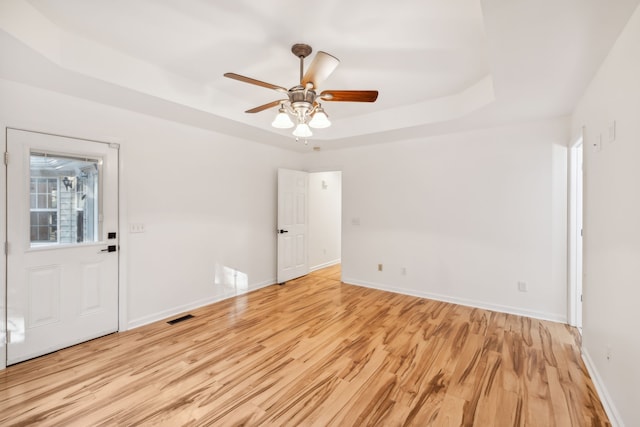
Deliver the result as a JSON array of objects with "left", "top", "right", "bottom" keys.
[
  {"left": 277, "top": 169, "right": 309, "bottom": 283},
  {"left": 6, "top": 129, "right": 119, "bottom": 365}
]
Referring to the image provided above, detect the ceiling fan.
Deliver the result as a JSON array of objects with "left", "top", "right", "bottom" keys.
[{"left": 224, "top": 43, "right": 378, "bottom": 139}]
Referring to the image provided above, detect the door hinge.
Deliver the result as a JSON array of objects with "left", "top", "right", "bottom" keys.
[
  {"left": 4, "top": 241, "right": 7, "bottom": 255},
  {"left": 5, "top": 330, "right": 10, "bottom": 344},
  {"left": 580, "top": 294, "right": 583, "bottom": 302},
  {"left": 3, "top": 152, "right": 8, "bottom": 165}
]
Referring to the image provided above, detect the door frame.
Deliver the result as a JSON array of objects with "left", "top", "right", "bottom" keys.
[
  {"left": 307, "top": 167, "right": 343, "bottom": 282},
  {"left": 568, "top": 133, "right": 584, "bottom": 329},
  {"left": 307, "top": 170, "right": 342, "bottom": 272},
  {"left": 1, "top": 125, "right": 7, "bottom": 370},
  {"left": 1, "top": 126, "right": 128, "bottom": 370}
]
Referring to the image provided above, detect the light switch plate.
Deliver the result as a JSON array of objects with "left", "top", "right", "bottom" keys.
[{"left": 130, "top": 223, "right": 145, "bottom": 233}]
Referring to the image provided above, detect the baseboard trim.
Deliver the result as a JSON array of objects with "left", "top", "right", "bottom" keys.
[
  {"left": 310, "top": 259, "right": 341, "bottom": 272},
  {"left": 127, "top": 278, "right": 275, "bottom": 330},
  {"left": 582, "top": 347, "right": 624, "bottom": 427},
  {"left": 341, "top": 277, "right": 566, "bottom": 324}
]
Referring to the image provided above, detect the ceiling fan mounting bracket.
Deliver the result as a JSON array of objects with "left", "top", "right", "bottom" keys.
[{"left": 291, "top": 43, "right": 312, "bottom": 58}]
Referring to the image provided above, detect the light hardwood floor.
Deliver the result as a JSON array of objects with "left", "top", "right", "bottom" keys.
[{"left": 0, "top": 265, "right": 609, "bottom": 426}]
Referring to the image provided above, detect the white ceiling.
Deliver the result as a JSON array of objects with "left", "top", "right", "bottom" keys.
[{"left": 1, "top": 0, "right": 638, "bottom": 151}]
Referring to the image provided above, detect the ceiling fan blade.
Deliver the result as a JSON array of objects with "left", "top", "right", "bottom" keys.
[
  {"left": 224, "top": 73, "right": 288, "bottom": 93},
  {"left": 320, "top": 90, "right": 379, "bottom": 102},
  {"left": 301, "top": 51, "right": 340, "bottom": 88},
  {"left": 245, "top": 100, "right": 287, "bottom": 114}
]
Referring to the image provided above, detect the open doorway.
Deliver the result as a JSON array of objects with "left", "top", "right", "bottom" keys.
[
  {"left": 308, "top": 171, "right": 342, "bottom": 272},
  {"left": 569, "top": 137, "right": 583, "bottom": 330}
]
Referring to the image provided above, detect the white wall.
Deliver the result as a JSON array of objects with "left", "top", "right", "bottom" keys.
[
  {"left": 0, "top": 78, "right": 300, "bottom": 331},
  {"left": 303, "top": 118, "right": 569, "bottom": 321},
  {"left": 0, "top": 78, "right": 572, "bottom": 373},
  {"left": 571, "top": 4, "right": 640, "bottom": 426},
  {"left": 308, "top": 171, "right": 341, "bottom": 270}
]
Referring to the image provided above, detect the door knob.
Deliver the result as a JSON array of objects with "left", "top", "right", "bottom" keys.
[{"left": 278, "top": 229, "right": 289, "bottom": 234}]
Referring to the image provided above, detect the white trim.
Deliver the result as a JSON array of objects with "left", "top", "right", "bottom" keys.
[
  {"left": 342, "top": 277, "right": 567, "bottom": 323},
  {"left": 127, "top": 278, "right": 275, "bottom": 330},
  {"left": 567, "top": 132, "right": 584, "bottom": 328},
  {"left": 1, "top": 125, "right": 7, "bottom": 370},
  {"left": 116, "top": 141, "right": 128, "bottom": 332},
  {"left": 309, "top": 259, "right": 341, "bottom": 272},
  {"left": 582, "top": 348, "right": 624, "bottom": 427}
]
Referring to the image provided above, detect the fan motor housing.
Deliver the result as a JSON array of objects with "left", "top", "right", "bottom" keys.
[
  {"left": 289, "top": 86, "right": 316, "bottom": 105},
  {"left": 289, "top": 86, "right": 316, "bottom": 119}
]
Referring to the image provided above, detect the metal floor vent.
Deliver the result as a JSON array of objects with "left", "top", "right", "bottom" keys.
[{"left": 167, "top": 314, "right": 194, "bottom": 325}]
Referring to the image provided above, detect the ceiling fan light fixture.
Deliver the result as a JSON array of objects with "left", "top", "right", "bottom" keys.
[
  {"left": 224, "top": 43, "right": 379, "bottom": 141},
  {"left": 271, "top": 106, "right": 294, "bottom": 129},
  {"left": 293, "top": 123, "right": 313, "bottom": 138},
  {"left": 309, "top": 106, "right": 331, "bottom": 129}
]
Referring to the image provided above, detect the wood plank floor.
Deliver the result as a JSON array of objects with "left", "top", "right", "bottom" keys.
[{"left": 0, "top": 265, "right": 609, "bottom": 426}]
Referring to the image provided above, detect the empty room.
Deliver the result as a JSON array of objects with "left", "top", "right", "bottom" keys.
[{"left": 1, "top": 0, "right": 639, "bottom": 425}]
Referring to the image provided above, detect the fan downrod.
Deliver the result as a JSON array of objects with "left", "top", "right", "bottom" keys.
[{"left": 291, "top": 43, "right": 312, "bottom": 58}]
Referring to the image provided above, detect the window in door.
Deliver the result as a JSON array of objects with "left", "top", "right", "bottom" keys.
[{"left": 29, "top": 152, "right": 100, "bottom": 247}]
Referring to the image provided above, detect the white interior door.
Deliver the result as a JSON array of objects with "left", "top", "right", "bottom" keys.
[
  {"left": 6, "top": 129, "right": 119, "bottom": 365},
  {"left": 277, "top": 169, "right": 309, "bottom": 283}
]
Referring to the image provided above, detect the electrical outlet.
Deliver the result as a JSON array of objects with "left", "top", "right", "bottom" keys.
[
  {"left": 378, "top": 263, "right": 383, "bottom": 272},
  {"left": 401, "top": 267, "right": 407, "bottom": 276},
  {"left": 518, "top": 281, "right": 528, "bottom": 292}
]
